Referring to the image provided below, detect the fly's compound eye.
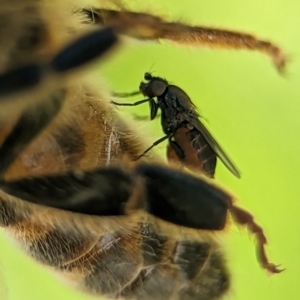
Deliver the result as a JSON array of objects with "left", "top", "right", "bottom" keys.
[
  {"left": 140, "top": 79, "right": 167, "bottom": 98},
  {"left": 147, "top": 79, "right": 167, "bottom": 97}
]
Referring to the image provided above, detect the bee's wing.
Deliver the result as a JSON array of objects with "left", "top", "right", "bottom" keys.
[{"left": 188, "top": 115, "right": 241, "bottom": 178}]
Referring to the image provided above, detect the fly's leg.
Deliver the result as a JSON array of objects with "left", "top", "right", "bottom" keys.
[
  {"left": 113, "top": 91, "right": 141, "bottom": 98},
  {"left": 136, "top": 135, "right": 172, "bottom": 160},
  {"left": 112, "top": 98, "right": 151, "bottom": 106}
]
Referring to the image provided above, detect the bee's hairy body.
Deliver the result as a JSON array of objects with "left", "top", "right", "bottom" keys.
[{"left": 1, "top": 193, "right": 229, "bottom": 299}]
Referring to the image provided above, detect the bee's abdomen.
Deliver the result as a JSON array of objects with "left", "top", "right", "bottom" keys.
[{"left": 0, "top": 197, "right": 229, "bottom": 300}]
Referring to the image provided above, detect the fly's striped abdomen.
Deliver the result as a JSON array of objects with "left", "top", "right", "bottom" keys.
[{"left": 167, "top": 125, "right": 217, "bottom": 178}]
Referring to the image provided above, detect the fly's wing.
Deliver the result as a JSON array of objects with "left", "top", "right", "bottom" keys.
[
  {"left": 167, "top": 86, "right": 241, "bottom": 178},
  {"left": 188, "top": 116, "right": 241, "bottom": 178}
]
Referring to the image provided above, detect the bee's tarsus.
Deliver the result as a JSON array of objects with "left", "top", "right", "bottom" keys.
[{"left": 229, "top": 205, "right": 282, "bottom": 274}]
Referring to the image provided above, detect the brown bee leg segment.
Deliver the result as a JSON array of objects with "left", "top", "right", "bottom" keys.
[
  {"left": 135, "top": 164, "right": 228, "bottom": 229},
  {"left": 0, "top": 89, "right": 66, "bottom": 177},
  {"left": 97, "top": 9, "right": 285, "bottom": 72},
  {"left": 229, "top": 205, "right": 284, "bottom": 274},
  {"left": 0, "top": 167, "right": 145, "bottom": 216},
  {"left": 136, "top": 134, "right": 171, "bottom": 160}
]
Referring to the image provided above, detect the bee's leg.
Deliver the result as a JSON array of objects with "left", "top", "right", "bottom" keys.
[
  {"left": 136, "top": 163, "right": 284, "bottom": 275},
  {"left": 136, "top": 135, "right": 171, "bottom": 160},
  {"left": 0, "top": 160, "right": 282, "bottom": 275},
  {"left": 229, "top": 205, "right": 284, "bottom": 274},
  {"left": 91, "top": 9, "right": 285, "bottom": 72},
  {"left": 0, "top": 166, "right": 145, "bottom": 216},
  {"left": 0, "top": 89, "right": 66, "bottom": 176},
  {"left": 135, "top": 163, "right": 228, "bottom": 229},
  {"left": 0, "top": 161, "right": 227, "bottom": 227}
]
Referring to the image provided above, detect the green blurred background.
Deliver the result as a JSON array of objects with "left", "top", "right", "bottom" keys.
[{"left": 0, "top": 0, "right": 299, "bottom": 299}]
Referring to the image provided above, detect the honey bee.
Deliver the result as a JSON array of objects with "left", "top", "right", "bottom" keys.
[
  {"left": 0, "top": 1, "right": 285, "bottom": 299},
  {"left": 112, "top": 72, "right": 241, "bottom": 179}
]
